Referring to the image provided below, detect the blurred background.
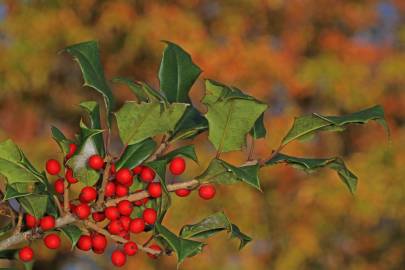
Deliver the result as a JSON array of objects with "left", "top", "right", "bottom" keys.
[{"left": 0, "top": 0, "right": 404, "bottom": 269}]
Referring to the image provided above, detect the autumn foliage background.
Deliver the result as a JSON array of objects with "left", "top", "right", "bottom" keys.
[{"left": 0, "top": 1, "right": 404, "bottom": 269}]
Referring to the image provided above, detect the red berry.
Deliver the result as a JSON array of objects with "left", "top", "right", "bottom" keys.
[
  {"left": 120, "top": 216, "right": 131, "bottom": 231},
  {"left": 175, "top": 188, "right": 191, "bottom": 197},
  {"left": 117, "top": 200, "right": 133, "bottom": 216},
  {"left": 140, "top": 167, "right": 155, "bottom": 182},
  {"left": 93, "top": 248, "right": 105, "bottom": 254},
  {"left": 65, "top": 168, "right": 78, "bottom": 184},
  {"left": 75, "top": 203, "right": 91, "bottom": 220},
  {"left": 54, "top": 178, "right": 65, "bottom": 194},
  {"left": 123, "top": 241, "right": 138, "bottom": 256},
  {"left": 132, "top": 165, "right": 143, "bottom": 175},
  {"left": 116, "top": 168, "right": 133, "bottom": 186},
  {"left": 69, "top": 202, "right": 77, "bottom": 212},
  {"left": 115, "top": 184, "right": 128, "bottom": 197},
  {"left": 110, "top": 163, "right": 116, "bottom": 175},
  {"left": 77, "top": 235, "right": 92, "bottom": 251},
  {"left": 66, "top": 143, "right": 77, "bottom": 159},
  {"left": 92, "top": 212, "right": 105, "bottom": 222},
  {"left": 40, "top": 216, "right": 55, "bottom": 231},
  {"left": 108, "top": 220, "right": 124, "bottom": 235},
  {"left": 25, "top": 214, "right": 37, "bottom": 228},
  {"left": 134, "top": 189, "right": 148, "bottom": 206},
  {"left": 143, "top": 208, "right": 157, "bottom": 225},
  {"left": 129, "top": 218, "right": 145, "bottom": 234},
  {"left": 147, "top": 182, "right": 162, "bottom": 198},
  {"left": 105, "top": 182, "right": 116, "bottom": 197},
  {"left": 118, "top": 230, "right": 130, "bottom": 240},
  {"left": 44, "top": 233, "right": 61, "bottom": 249},
  {"left": 198, "top": 184, "right": 216, "bottom": 200},
  {"left": 169, "top": 157, "right": 186, "bottom": 175},
  {"left": 88, "top": 154, "right": 104, "bottom": 170},
  {"left": 46, "top": 159, "right": 61, "bottom": 175},
  {"left": 147, "top": 244, "right": 162, "bottom": 259},
  {"left": 105, "top": 206, "right": 120, "bottom": 220},
  {"left": 111, "top": 249, "right": 126, "bottom": 267},
  {"left": 18, "top": 246, "right": 34, "bottom": 262},
  {"left": 91, "top": 233, "right": 107, "bottom": 251},
  {"left": 79, "top": 186, "right": 97, "bottom": 203}
]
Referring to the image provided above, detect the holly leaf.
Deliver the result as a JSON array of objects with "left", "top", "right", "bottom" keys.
[
  {"left": 64, "top": 40, "right": 115, "bottom": 125},
  {"left": 18, "top": 194, "right": 48, "bottom": 218},
  {"left": 60, "top": 224, "right": 82, "bottom": 249},
  {"left": 155, "top": 223, "right": 205, "bottom": 266},
  {"left": 202, "top": 80, "right": 267, "bottom": 153},
  {"left": 66, "top": 123, "right": 103, "bottom": 186},
  {"left": 159, "top": 41, "right": 201, "bottom": 103},
  {"left": 197, "top": 159, "right": 261, "bottom": 191},
  {"left": 115, "top": 102, "right": 188, "bottom": 145},
  {"left": 160, "top": 145, "right": 198, "bottom": 163},
  {"left": 179, "top": 212, "right": 251, "bottom": 250},
  {"left": 250, "top": 112, "right": 266, "bottom": 139},
  {"left": 0, "top": 140, "right": 46, "bottom": 185},
  {"left": 80, "top": 101, "right": 105, "bottom": 156},
  {"left": 170, "top": 107, "right": 208, "bottom": 142},
  {"left": 281, "top": 105, "right": 388, "bottom": 146},
  {"left": 266, "top": 153, "right": 358, "bottom": 193},
  {"left": 51, "top": 126, "right": 71, "bottom": 155},
  {"left": 4, "top": 184, "right": 33, "bottom": 200},
  {"left": 112, "top": 77, "right": 148, "bottom": 102},
  {"left": 115, "top": 139, "right": 156, "bottom": 170},
  {"left": 0, "top": 249, "right": 18, "bottom": 259}
]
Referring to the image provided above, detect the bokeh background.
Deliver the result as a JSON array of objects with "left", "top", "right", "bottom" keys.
[{"left": 0, "top": 0, "right": 404, "bottom": 269}]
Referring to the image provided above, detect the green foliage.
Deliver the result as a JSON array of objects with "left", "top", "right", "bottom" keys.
[
  {"left": 19, "top": 194, "right": 49, "bottom": 218},
  {"left": 50, "top": 126, "right": 71, "bottom": 155},
  {"left": 159, "top": 145, "right": 198, "bottom": 163},
  {"left": 115, "top": 139, "right": 156, "bottom": 170},
  {"left": 60, "top": 225, "right": 82, "bottom": 249},
  {"left": 250, "top": 113, "right": 267, "bottom": 139},
  {"left": 80, "top": 101, "right": 105, "bottom": 156},
  {"left": 203, "top": 80, "right": 267, "bottom": 153}
]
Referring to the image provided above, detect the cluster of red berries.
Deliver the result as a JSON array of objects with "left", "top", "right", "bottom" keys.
[{"left": 19, "top": 144, "right": 216, "bottom": 267}]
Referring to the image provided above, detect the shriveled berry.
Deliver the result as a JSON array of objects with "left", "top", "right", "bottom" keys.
[
  {"left": 198, "top": 184, "right": 216, "bottom": 200},
  {"left": 66, "top": 143, "right": 77, "bottom": 159},
  {"left": 148, "top": 182, "right": 162, "bottom": 198},
  {"left": 117, "top": 200, "right": 133, "bottom": 216},
  {"left": 140, "top": 167, "right": 155, "bottom": 182},
  {"left": 129, "top": 218, "right": 145, "bottom": 234},
  {"left": 40, "top": 216, "right": 55, "bottom": 231},
  {"left": 46, "top": 159, "right": 61, "bottom": 175},
  {"left": 77, "top": 235, "right": 92, "bottom": 251},
  {"left": 111, "top": 249, "right": 126, "bottom": 267},
  {"left": 54, "top": 178, "right": 65, "bottom": 194},
  {"left": 105, "top": 206, "right": 120, "bottom": 220},
  {"left": 175, "top": 188, "right": 191, "bottom": 197},
  {"left": 79, "top": 186, "right": 97, "bottom": 203},
  {"left": 147, "top": 244, "right": 162, "bottom": 259},
  {"left": 115, "top": 184, "right": 128, "bottom": 197},
  {"left": 44, "top": 233, "right": 61, "bottom": 249},
  {"left": 124, "top": 241, "right": 138, "bottom": 256},
  {"left": 143, "top": 208, "right": 157, "bottom": 225},
  {"left": 88, "top": 155, "right": 104, "bottom": 170},
  {"left": 108, "top": 220, "right": 124, "bottom": 235},
  {"left": 25, "top": 214, "right": 37, "bottom": 228},
  {"left": 18, "top": 246, "right": 34, "bottom": 262},
  {"left": 105, "top": 181, "right": 116, "bottom": 197},
  {"left": 91, "top": 233, "right": 107, "bottom": 251},
  {"left": 116, "top": 168, "right": 133, "bottom": 186},
  {"left": 75, "top": 203, "right": 91, "bottom": 220},
  {"left": 65, "top": 168, "right": 78, "bottom": 184},
  {"left": 169, "top": 157, "right": 186, "bottom": 175}
]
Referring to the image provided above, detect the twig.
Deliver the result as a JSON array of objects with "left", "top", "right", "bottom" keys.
[
  {"left": 248, "top": 136, "right": 255, "bottom": 161},
  {"left": 63, "top": 177, "right": 70, "bottom": 214},
  {"left": 13, "top": 209, "right": 23, "bottom": 234},
  {"left": 95, "top": 155, "right": 112, "bottom": 210},
  {"left": 53, "top": 195, "right": 64, "bottom": 216},
  {"left": 146, "top": 135, "right": 169, "bottom": 162}
]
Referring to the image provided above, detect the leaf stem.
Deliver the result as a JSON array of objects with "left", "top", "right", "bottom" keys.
[{"left": 95, "top": 155, "right": 112, "bottom": 210}]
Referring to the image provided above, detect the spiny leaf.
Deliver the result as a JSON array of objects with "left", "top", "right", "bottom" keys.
[
  {"left": 266, "top": 153, "right": 358, "bottom": 193},
  {"left": 51, "top": 126, "right": 71, "bottom": 155},
  {"left": 282, "top": 105, "right": 388, "bottom": 146},
  {"left": 179, "top": 212, "right": 252, "bottom": 250},
  {"left": 60, "top": 224, "right": 82, "bottom": 249},
  {"left": 159, "top": 41, "right": 201, "bottom": 103},
  {"left": 250, "top": 112, "right": 266, "bottom": 139},
  {"left": 64, "top": 40, "right": 115, "bottom": 125},
  {"left": 160, "top": 145, "right": 198, "bottom": 163},
  {"left": 202, "top": 80, "right": 267, "bottom": 153},
  {"left": 113, "top": 78, "right": 166, "bottom": 103},
  {"left": 115, "top": 139, "right": 156, "bottom": 170},
  {"left": 155, "top": 223, "right": 205, "bottom": 266},
  {"left": 115, "top": 102, "right": 188, "bottom": 145},
  {"left": 80, "top": 101, "right": 105, "bottom": 156},
  {"left": 197, "top": 159, "right": 261, "bottom": 191},
  {"left": 170, "top": 107, "right": 208, "bottom": 142},
  {"left": 18, "top": 194, "right": 48, "bottom": 218}
]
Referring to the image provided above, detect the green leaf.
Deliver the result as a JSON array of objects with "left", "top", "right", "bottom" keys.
[
  {"left": 64, "top": 40, "right": 115, "bottom": 124},
  {"left": 112, "top": 77, "right": 149, "bottom": 102},
  {"left": 250, "top": 113, "right": 266, "bottom": 139},
  {"left": 155, "top": 223, "right": 205, "bottom": 266},
  {"left": 197, "top": 159, "right": 261, "bottom": 191},
  {"left": 160, "top": 145, "right": 198, "bottom": 163},
  {"left": 202, "top": 80, "right": 267, "bottom": 153},
  {"left": 281, "top": 105, "right": 388, "bottom": 146},
  {"left": 115, "top": 102, "right": 188, "bottom": 145},
  {"left": 18, "top": 194, "right": 48, "bottom": 218},
  {"left": 115, "top": 139, "right": 156, "bottom": 170},
  {"left": 159, "top": 41, "right": 202, "bottom": 103},
  {"left": 170, "top": 107, "right": 208, "bottom": 142},
  {"left": 50, "top": 126, "right": 71, "bottom": 155},
  {"left": 179, "top": 212, "right": 251, "bottom": 250},
  {"left": 0, "top": 220, "right": 13, "bottom": 237},
  {"left": 0, "top": 140, "right": 45, "bottom": 185},
  {"left": 60, "top": 224, "right": 82, "bottom": 249},
  {"left": 266, "top": 153, "right": 358, "bottom": 193},
  {"left": 80, "top": 101, "right": 105, "bottom": 156},
  {"left": 0, "top": 249, "right": 18, "bottom": 259},
  {"left": 66, "top": 123, "right": 103, "bottom": 186},
  {"left": 4, "top": 184, "right": 32, "bottom": 200}
]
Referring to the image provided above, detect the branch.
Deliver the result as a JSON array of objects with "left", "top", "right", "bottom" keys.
[
  {"left": 63, "top": 181, "right": 69, "bottom": 213},
  {"left": 146, "top": 135, "right": 168, "bottom": 162},
  {"left": 95, "top": 155, "right": 112, "bottom": 210}
]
